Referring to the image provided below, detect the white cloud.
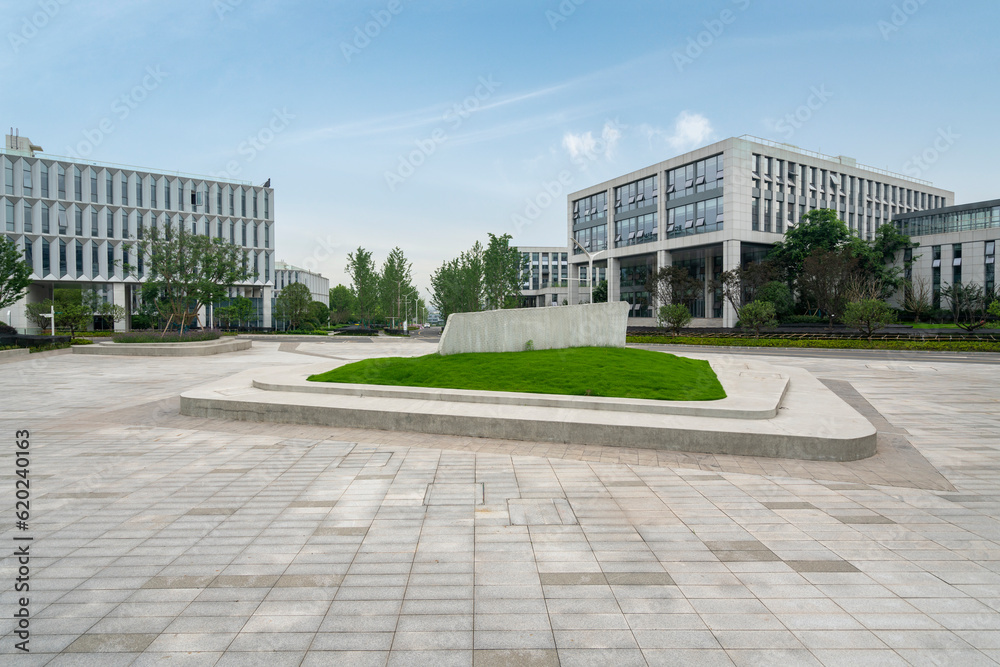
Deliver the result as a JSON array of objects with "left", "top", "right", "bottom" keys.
[
  {"left": 642, "top": 111, "right": 715, "bottom": 152},
  {"left": 561, "top": 120, "right": 623, "bottom": 162}
]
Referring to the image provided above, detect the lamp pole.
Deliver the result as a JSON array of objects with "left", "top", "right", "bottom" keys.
[{"left": 570, "top": 238, "right": 606, "bottom": 305}]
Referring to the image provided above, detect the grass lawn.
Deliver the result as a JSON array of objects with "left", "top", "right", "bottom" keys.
[{"left": 308, "top": 347, "right": 726, "bottom": 401}]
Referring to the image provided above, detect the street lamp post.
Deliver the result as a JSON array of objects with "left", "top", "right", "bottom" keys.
[{"left": 570, "top": 238, "right": 606, "bottom": 305}]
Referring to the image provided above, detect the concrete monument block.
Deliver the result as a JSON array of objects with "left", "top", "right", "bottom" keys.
[{"left": 437, "top": 302, "right": 629, "bottom": 355}]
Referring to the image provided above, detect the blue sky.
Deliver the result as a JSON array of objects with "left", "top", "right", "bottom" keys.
[{"left": 2, "top": 0, "right": 998, "bottom": 296}]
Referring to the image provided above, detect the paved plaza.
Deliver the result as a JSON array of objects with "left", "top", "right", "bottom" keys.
[{"left": 2, "top": 339, "right": 999, "bottom": 666}]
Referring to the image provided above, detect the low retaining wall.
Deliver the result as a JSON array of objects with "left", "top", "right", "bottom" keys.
[
  {"left": 73, "top": 338, "right": 252, "bottom": 357},
  {"left": 438, "top": 302, "right": 629, "bottom": 355}
]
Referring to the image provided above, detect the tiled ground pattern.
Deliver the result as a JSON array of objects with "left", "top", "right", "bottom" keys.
[{"left": 0, "top": 341, "right": 998, "bottom": 666}]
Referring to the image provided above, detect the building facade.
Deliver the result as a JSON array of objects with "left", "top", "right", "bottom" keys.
[
  {"left": 273, "top": 261, "right": 330, "bottom": 328},
  {"left": 2, "top": 134, "right": 275, "bottom": 332},
  {"left": 892, "top": 200, "right": 999, "bottom": 309},
  {"left": 567, "top": 136, "right": 955, "bottom": 327},
  {"left": 519, "top": 246, "right": 570, "bottom": 308}
]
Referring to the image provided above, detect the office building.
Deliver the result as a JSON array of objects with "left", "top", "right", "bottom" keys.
[
  {"left": 2, "top": 133, "right": 275, "bottom": 331},
  {"left": 519, "top": 246, "right": 570, "bottom": 308},
  {"left": 567, "top": 135, "right": 954, "bottom": 327}
]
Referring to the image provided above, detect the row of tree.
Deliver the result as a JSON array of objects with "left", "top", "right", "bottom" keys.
[
  {"left": 429, "top": 233, "right": 524, "bottom": 322},
  {"left": 336, "top": 246, "right": 425, "bottom": 328}
]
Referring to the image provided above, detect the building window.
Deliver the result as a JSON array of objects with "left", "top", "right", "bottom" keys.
[
  {"left": 41, "top": 238, "right": 50, "bottom": 275},
  {"left": 151, "top": 179, "right": 157, "bottom": 209},
  {"left": 90, "top": 170, "right": 97, "bottom": 202},
  {"left": 58, "top": 205, "right": 68, "bottom": 233},
  {"left": 23, "top": 202, "right": 32, "bottom": 233},
  {"left": 3, "top": 158, "right": 13, "bottom": 195},
  {"left": 253, "top": 223, "right": 258, "bottom": 247},
  {"left": 75, "top": 208, "right": 83, "bottom": 235},
  {"left": 764, "top": 199, "right": 772, "bottom": 233},
  {"left": 241, "top": 190, "right": 246, "bottom": 217},
  {"left": 106, "top": 173, "right": 113, "bottom": 203},
  {"left": 58, "top": 165, "right": 66, "bottom": 199},
  {"left": 253, "top": 192, "right": 258, "bottom": 219},
  {"left": 108, "top": 244, "right": 116, "bottom": 279},
  {"left": 165, "top": 181, "right": 172, "bottom": 210},
  {"left": 614, "top": 175, "right": 657, "bottom": 215},
  {"left": 23, "top": 238, "right": 32, "bottom": 270},
  {"left": 40, "top": 163, "right": 48, "bottom": 198},
  {"left": 4, "top": 199, "right": 13, "bottom": 232},
  {"left": 264, "top": 192, "right": 269, "bottom": 219},
  {"left": 91, "top": 209, "right": 99, "bottom": 236},
  {"left": 952, "top": 243, "right": 962, "bottom": 286},
  {"left": 92, "top": 243, "right": 99, "bottom": 277},
  {"left": 136, "top": 179, "right": 143, "bottom": 207},
  {"left": 241, "top": 222, "right": 247, "bottom": 246},
  {"left": 74, "top": 167, "right": 82, "bottom": 201},
  {"left": 985, "top": 241, "right": 995, "bottom": 294},
  {"left": 752, "top": 197, "right": 760, "bottom": 231},
  {"left": 23, "top": 164, "right": 33, "bottom": 196},
  {"left": 41, "top": 204, "right": 49, "bottom": 233},
  {"left": 107, "top": 211, "right": 114, "bottom": 238},
  {"left": 264, "top": 224, "right": 270, "bottom": 248},
  {"left": 229, "top": 190, "right": 235, "bottom": 216},
  {"left": 572, "top": 191, "right": 607, "bottom": 225},
  {"left": 932, "top": 245, "right": 941, "bottom": 308},
  {"left": 59, "top": 240, "right": 67, "bottom": 277}
]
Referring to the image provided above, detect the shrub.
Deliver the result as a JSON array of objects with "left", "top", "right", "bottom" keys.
[
  {"left": 739, "top": 300, "right": 778, "bottom": 338},
  {"left": 989, "top": 300, "right": 1000, "bottom": 320},
  {"left": 0, "top": 322, "right": 16, "bottom": 335},
  {"left": 843, "top": 299, "right": 898, "bottom": 341},
  {"left": 757, "top": 281, "right": 795, "bottom": 319},
  {"left": 113, "top": 331, "right": 222, "bottom": 344},
  {"left": 658, "top": 304, "right": 692, "bottom": 336},
  {"left": 70, "top": 338, "right": 94, "bottom": 345}
]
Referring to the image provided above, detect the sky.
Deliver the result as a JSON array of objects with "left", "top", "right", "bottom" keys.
[{"left": 2, "top": 0, "right": 998, "bottom": 299}]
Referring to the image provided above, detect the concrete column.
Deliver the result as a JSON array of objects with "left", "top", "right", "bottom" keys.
[
  {"left": 655, "top": 249, "right": 672, "bottom": 308},
  {"left": 607, "top": 257, "right": 619, "bottom": 304},
  {"left": 723, "top": 239, "right": 741, "bottom": 328},
  {"left": 112, "top": 283, "right": 127, "bottom": 332},
  {"left": 262, "top": 285, "right": 273, "bottom": 330}
]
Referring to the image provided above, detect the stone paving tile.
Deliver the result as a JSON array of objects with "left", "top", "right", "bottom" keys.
[{"left": 5, "top": 341, "right": 1000, "bottom": 664}]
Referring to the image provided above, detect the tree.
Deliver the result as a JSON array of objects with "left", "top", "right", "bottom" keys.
[
  {"left": 843, "top": 299, "right": 897, "bottom": 341},
  {"left": 756, "top": 281, "right": 794, "bottom": 320},
  {"left": 739, "top": 300, "right": 778, "bottom": 338},
  {"left": 940, "top": 282, "right": 990, "bottom": 332},
  {"left": 54, "top": 289, "right": 94, "bottom": 338},
  {"left": 482, "top": 233, "right": 524, "bottom": 310},
  {"left": 850, "top": 223, "right": 917, "bottom": 298},
  {"left": 0, "top": 236, "right": 33, "bottom": 311},
  {"left": 646, "top": 265, "right": 702, "bottom": 309},
  {"left": 658, "top": 303, "right": 691, "bottom": 336},
  {"left": 134, "top": 221, "right": 247, "bottom": 334},
  {"left": 275, "top": 283, "right": 312, "bottom": 330},
  {"left": 25, "top": 299, "right": 54, "bottom": 331},
  {"left": 329, "top": 284, "right": 357, "bottom": 324},
  {"left": 798, "top": 248, "right": 857, "bottom": 330},
  {"left": 229, "top": 296, "right": 254, "bottom": 328},
  {"left": 903, "top": 276, "right": 932, "bottom": 323},
  {"left": 769, "top": 209, "right": 850, "bottom": 282},
  {"left": 713, "top": 261, "right": 776, "bottom": 314},
  {"left": 98, "top": 302, "right": 128, "bottom": 331},
  {"left": 591, "top": 280, "right": 608, "bottom": 304},
  {"left": 307, "top": 300, "right": 330, "bottom": 329},
  {"left": 988, "top": 299, "right": 1000, "bottom": 321},
  {"left": 346, "top": 247, "right": 381, "bottom": 327},
  {"left": 378, "top": 247, "right": 415, "bottom": 326},
  {"left": 430, "top": 241, "right": 483, "bottom": 323}
]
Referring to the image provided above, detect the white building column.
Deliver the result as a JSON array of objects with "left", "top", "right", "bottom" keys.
[
  {"left": 607, "top": 257, "right": 619, "bottom": 304},
  {"left": 262, "top": 285, "right": 273, "bottom": 330},
  {"left": 723, "top": 239, "right": 741, "bottom": 328},
  {"left": 655, "top": 249, "right": 672, "bottom": 308},
  {"left": 112, "top": 283, "right": 127, "bottom": 332}
]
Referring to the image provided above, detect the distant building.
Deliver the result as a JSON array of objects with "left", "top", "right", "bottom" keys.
[
  {"left": 273, "top": 261, "right": 329, "bottom": 310},
  {"left": 2, "top": 132, "right": 276, "bottom": 331},
  {"left": 519, "top": 246, "right": 570, "bottom": 307}
]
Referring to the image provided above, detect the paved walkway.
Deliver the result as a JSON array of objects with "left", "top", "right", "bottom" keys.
[{"left": 1, "top": 341, "right": 999, "bottom": 666}]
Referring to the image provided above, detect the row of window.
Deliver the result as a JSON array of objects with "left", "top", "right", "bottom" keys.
[
  {"left": 15, "top": 235, "right": 271, "bottom": 282},
  {"left": 666, "top": 154, "right": 723, "bottom": 201},
  {"left": 616, "top": 175, "right": 657, "bottom": 215},
  {"left": 521, "top": 251, "right": 570, "bottom": 290},
  {"left": 896, "top": 205, "right": 1000, "bottom": 237},
  {"left": 752, "top": 153, "right": 944, "bottom": 217},
  {"left": 2, "top": 157, "right": 271, "bottom": 219},
  {"left": 615, "top": 212, "right": 657, "bottom": 247},
  {"left": 667, "top": 197, "right": 724, "bottom": 237},
  {"left": 573, "top": 224, "right": 607, "bottom": 254},
  {"left": 572, "top": 191, "right": 607, "bottom": 225},
  {"left": 3, "top": 200, "right": 271, "bottom": 248}
]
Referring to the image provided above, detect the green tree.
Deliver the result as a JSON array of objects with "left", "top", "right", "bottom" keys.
[
  {"left": 482, "top": 233, "right": 524, "bottom": 310},
  {"left": 98, "top": 302, "right": 128, "bottom": 331},
  {"left": 903, "top": 276, "right": 932, "bottom": 323},
  {"left": 346, "top": 247, "right": 381, "bottom": 327},
  {"left": 713, "top": 261, "right": 776, "bottom": 313},
  {"left": 378, "top": 247, "right": 415, "bottom": 326},
  {"left": 134, "top": 222, "right": 247, "bottom": 334},
  {"left": 430, "top": 241, "right": 484, "bottom": 322},
  {"left": 739, "top": 300, "right": 778, "bottom": 338},
  {"left": 275, "top": 283, "right": 312, "bottom": 330},
  {"left": 988, "top": 299, "right": 1000, "bottom": 320},
  {"left": 54, "top": 289, "right": 94, "bottom": 338},
  {"left": 646, "top": 265, "right": 702, "bottom": 309},
  {"left": 0, "top": 236, "right": 33, "bottom": 311},
  {"left": 843, "top": 299, "right": 897, "bottom": 341},
  {"left": 756, "top": 281, "right": 795, "bottom": 319},
  {"left": 307, "top": 300, "right": 330, "bottom": 329},
  {"left": 769, "top": 209, "right": 850, "bottom": 282},
  {"left": 329, "top": 284, "right": 357, "bottom": 324},
  {"left": 591, "top": 280, "right": 608, "bottom": 304},
  {"left": 658, "top": 303, "right": 692, "bottom": 336},
  {"left": 25, "top": 299, "right": 54, "bottom": 331}
]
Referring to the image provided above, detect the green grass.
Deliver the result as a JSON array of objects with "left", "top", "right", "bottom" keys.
[
  {"left": 308, "top": 347, "right": 726, "bottom": 401},
  {"left": 906, "top": 322, "right": 963, "bottom": 329},
  {"left": 628, "top": 335, "right": 1000, "bottom": 353}
]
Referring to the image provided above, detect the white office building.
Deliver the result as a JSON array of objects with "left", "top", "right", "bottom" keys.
[
  {"left": 274, "top": 261, "right": 330, "bottom": 304},
  {"left": 2, "top": 133, "right": 276, "bottom": 332},
  {"left": 519, "top": 246, "right": 570, "bottom": 308},
  {"left": 567, "top": 135, "right": 955, "bottom": 327}
]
